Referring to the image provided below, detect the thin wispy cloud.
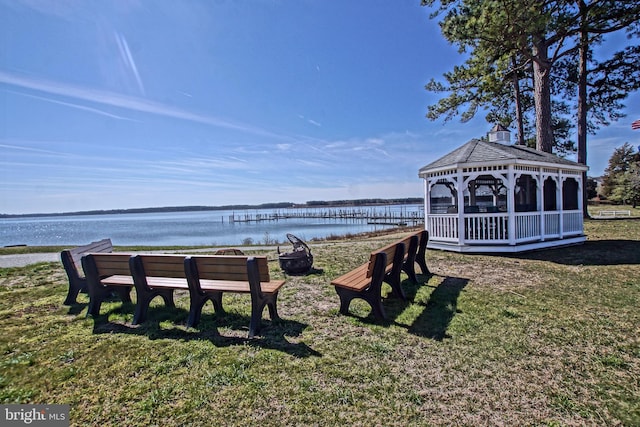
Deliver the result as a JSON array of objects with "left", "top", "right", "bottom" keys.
[
  {"left": 5, "top": 89, "right": 136, "bottom": 120},
  {"left": 0, "top": 70, "right": 294, "bottom": 141},
  {"left": 114, "top": 31, "right": 145, "bottom": 96},
  {"left": 0, "top": 142, "right": 64, "bottom": 154},
  {"left": 298, "top": 114, "right": 322, "bottom": 127}
]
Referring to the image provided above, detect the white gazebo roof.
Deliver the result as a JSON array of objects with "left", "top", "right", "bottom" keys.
[{"left": 419, "top": 139, "right": 587, "bottom": 176}]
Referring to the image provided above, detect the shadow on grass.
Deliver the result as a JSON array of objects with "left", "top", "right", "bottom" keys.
[
  {"left": 352, "top": 273, "right": 468, "bottom": 341},
  {"left": 66, "top": 303, "right": 87, "bottom": 316},
  {"left": 284, "top": 267, "right": 325, "bottom": 277},
  {"left": 89, "top": 304, "right": 321, "bottom": 358},
  {"left": 512, "top": 239, "right": 640, "bottom": 266},
  {"left": 396, "top": 275, "right": 468, "bottom": 341}
]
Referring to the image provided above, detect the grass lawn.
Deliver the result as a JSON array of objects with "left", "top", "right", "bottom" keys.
[{"left": 1, "top": 218, "right": 638, "bottom": 426}]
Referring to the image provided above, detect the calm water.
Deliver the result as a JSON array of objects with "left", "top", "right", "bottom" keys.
[{"left": 0, "top": 205, "right": 423, "bottom": 247}]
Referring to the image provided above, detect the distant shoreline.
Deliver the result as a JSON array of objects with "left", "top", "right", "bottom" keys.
[{"left": 0, "top": 197, "right": 424, "bottom": 219}]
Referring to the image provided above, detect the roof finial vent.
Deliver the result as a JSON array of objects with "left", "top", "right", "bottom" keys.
[{"left": 488, "top": 124, "right": 511, "bottom": 144}]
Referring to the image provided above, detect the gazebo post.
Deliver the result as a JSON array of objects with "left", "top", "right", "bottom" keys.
[
  {"left": 507, "top": 165, "right": 517, "bottom": 246},
  {"left": 423, "top": 178, "right": 430, "bottom": 234},
  {"left": 558, "top": 171, "right": 565, "bottom": 237},
  {"left": 538, "top": 167, "right": 545, "bottom": 242},
  {"left": 456, "top": 169, "right": 465, "bottom": 246},
  {"left": 577, "top": 174, "right": 584, "bottom": 224}
]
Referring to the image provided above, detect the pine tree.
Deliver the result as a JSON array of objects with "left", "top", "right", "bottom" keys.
[
  {"left": 422, "top": 0, "right": 640, "bottom": 155},
  {"left": 601, "top": 143, "right": 640, "bottom": 206}
]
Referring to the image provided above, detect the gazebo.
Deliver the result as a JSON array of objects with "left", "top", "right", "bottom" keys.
[{"left": 418, "top": 126, "right": 589, "bottom": 253}]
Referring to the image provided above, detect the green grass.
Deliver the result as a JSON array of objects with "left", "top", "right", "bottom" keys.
[{"left": 1, "top": 221, "right": 639, "bottom": 426}]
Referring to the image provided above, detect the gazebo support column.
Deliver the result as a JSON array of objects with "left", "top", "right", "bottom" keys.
[
  {"left": 507, "top": 166, "right": 516, "bottom": 246},
  {"left": 558, "top": 172, "right": 564, "bottom": 238},
  {"left": 424, "top": 178, "right": 430, "bottom": 234},
  {"left": 456, "top": 170, "right": 465, "bottom": 246},
  {"left": 538, "top": 168, "right": 545, "bottom": 242}
]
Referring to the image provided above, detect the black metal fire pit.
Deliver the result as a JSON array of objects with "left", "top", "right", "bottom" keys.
[{"left": 278, "top": 233, "right": 313, "bottom": 275}]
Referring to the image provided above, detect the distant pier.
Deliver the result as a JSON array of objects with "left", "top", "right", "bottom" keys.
[{"left": 228, "top": 207, "right": 423, "bottom": 226}]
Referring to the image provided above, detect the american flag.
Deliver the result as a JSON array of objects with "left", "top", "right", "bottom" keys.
[{"left": 633, "top": 119, "right": 640, "bottom": 130}]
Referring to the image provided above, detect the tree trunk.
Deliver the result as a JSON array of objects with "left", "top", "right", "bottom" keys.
[
  {"left": 532, "top": 38, "right": 554, "bottom": 153},
  {"left": 512, "top": 56, "right": 525, "bottom": 145},
  {"left": 577, "top": 0, "right": 590, "bottom": 218}
]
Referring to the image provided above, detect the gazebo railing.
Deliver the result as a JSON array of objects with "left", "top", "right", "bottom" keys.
[
  {"left": 515, "top": 212, "right": 540, "bottom": 242},
  {"left": 428, "top": 214, "right": 459, "bottom": 242},
  {"left": 465, "top": 213, "right": 509, "bottom": 243},
  {"left": 428, "top": 210, "right": 584, "bottom": 246},
  {"left": 563, "top": 211, "right": 583, "bottom": 235},
  {"left": 543, "top": 212, "right": 561, "bottom": 238}
]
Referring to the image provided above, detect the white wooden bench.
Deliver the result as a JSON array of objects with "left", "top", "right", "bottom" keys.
[{"left": 598, "top": 210, "right": 631, "bottom": 218}]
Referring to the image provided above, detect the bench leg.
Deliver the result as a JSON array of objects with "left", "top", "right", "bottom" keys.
[
  {"left": 415, "top": 231, "right": 430, "bottom": 276},
  {"left": 187, "top": 291, "right": 224, "bottom": 328},
  {"left": 385, "top": 274, "right": 407, "bottom": 300},
  {"left": 87, "top": 291, "right": 106, "bottom": 318},
  {"left": 114, "top": 287, "right": 132, "bottom": 303},
  {"left": 267, "top": 295, "right": 280, "bottom": 321},
  {"left": 248, "top": 293, "right": 279, "bottom": 338},
  {"left": 248, "top": 300, "right": 266, "bottom": 339},
  {"left": 402, "top": 262, "right": 418, "bottom": 284},
  {"left": 87, "top": 285, "right": 131, "bottom": 318},
  {"left": 416, "top": 257, "right": 430, "bottom": 276},
  {"left": 335, "top": 287, "right": 386, "bottom": 321},
  {"left": 64, "top": 278, "right": 87, "bottom": 305},
  {"left": 133, "top": 289, "right": 175, "bottom": 325}
]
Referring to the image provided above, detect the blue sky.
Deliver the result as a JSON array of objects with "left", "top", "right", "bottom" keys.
[{"left": 1, "top": 0, "right": 638, "bottom": 215}]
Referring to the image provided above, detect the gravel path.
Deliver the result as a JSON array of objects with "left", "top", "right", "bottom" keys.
[
  {"left": 0, "top": 253, "right": 61, "bottom": 268},
  {"left": 0, "top": 246, "right": 284, "bottom": 268},
  {"left": 0, "top": 238, "right": 388, "bottom": 269}
]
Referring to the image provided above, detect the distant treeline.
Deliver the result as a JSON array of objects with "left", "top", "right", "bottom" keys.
[
  {"left": 305, "top": 198, "right": 423, "bottom": 207},
  {"left": 1, "top": 198, "right": 424, "bottom": 218}
]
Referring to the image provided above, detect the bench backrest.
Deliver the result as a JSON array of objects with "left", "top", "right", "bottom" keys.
[
  {"left": 185, "top": 255, "right": 272, "bottom": 300},
  {"left": 61, "top": 238, "right": 113, "bottom": 281},
  {"left": 129, "top": 254, "right": 188, "bottom": 292},
  {"left": 398, "top": 235, "right": 414, "bottom": 257},
  {"left": 365, "top": 242, "right": 403, "bottom": 278},
  {"left": 81, "top": 252, "right": 132, "bottom": 281},
  {"left": 129, "top": 254, "right": 187, "bottom": 279},
  {"left": 186, "top": 255, "right": 271, "bottom": 282}
]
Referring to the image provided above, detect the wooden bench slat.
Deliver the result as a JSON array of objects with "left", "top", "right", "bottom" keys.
[
  {"left": 192, "top": 255, "right": 271, "bottom": 282},
  {"left": 136, "top": 254, "right": 188, "bottom": 278},
  {"left": 331, "top": 263, "right": 371, "bottom": 291},
  {"left": 145, "top": 277, "right": 189, "bottom": 289},
  {"left": 101, "top": 274, "right": 135, "bottom": 286},
  {"left": 89, "top": 253, "right": 133, "bottom": 276},
  {"left": 199, "top": 278, "right": 285, "bottom": 294}
]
